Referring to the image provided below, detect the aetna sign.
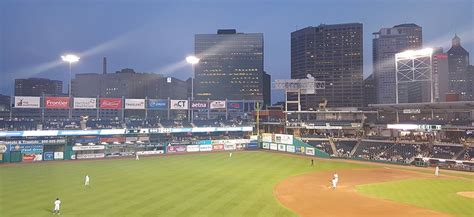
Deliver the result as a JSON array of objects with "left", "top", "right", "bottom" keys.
[
  {"left": 190, "top": 101, "right": 208, "bottom": 109},
  {"left": 45, "top": 97, "right": 70, "bottom": 109}
]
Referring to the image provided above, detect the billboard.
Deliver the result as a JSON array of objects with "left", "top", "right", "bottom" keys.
[
  {"left": 74, "top": 97, "right": 97, "bottom": 109},
  {"left": 210, "top": 101, "right": 226, "bottom": 109},
  {"left": 224, "top": 144, "right": 236, "bottom": 150},
  {"left": 45, "top": 97, "right": 70, "bottom": 109},
  {"left": 190, "top": 101, "right": 208, "bottom": 109},
  {"left": 227, "top": 102, "right": 243, "bottom": 110},
  {"left": 274, "top": 134, "right": 293, "bottom": 145},
  {"left": 125, "top": 99, "right": 145, "bottom": 109},
  {"left": 305, "top": 147, "right": 315, "bottom": 156},
  {"left": 170, "top": 100, "right": 188, "bottom": 110},
  {"left": 76, "top": 153, "right": 105, "bottom": 159},
  {"left": 212, "top": 144, "right": 224, "bottom": 151},
  {"left": 199, "top": 145, "right": 212, "bottom": 152},
  {"left": 54, "top": 152, "right": 64, "bottom": 160},
  {"left": 23, "top": 153, "right": 42, "bottom": 162},
  {"left": 270, "top": 143, "right": 278, "bottom": 150},
  {"left": 43, "top": 152, "right": 54, "bottom": 161},
  {"left": 72, "top": 145, "right": 105, "bottom": 151},
  {"left": 14, "top": 96, "right": 40, "bottom": 108},
  {"left": 9, "top": 144, "right": 43, "bottom": 154},
  {"left": 100, "top": 98, "right": 122, "bottom": 109},
  {"left": 262, "top": 142, "right": 270, "bottom": 149},
  {"left": 262, "top": 133, "right": 273, "bottom": 143},
  {"left": 186, "top": 145, "right": 199, "bottom": 152},
  {"left": 148, "top": 99, "right": 168, "bottom": 110},
  {"left": 286, "top": 145, "right": 296, "bottom": 153},
  {"left": 167, "top": 145, "right": 187, "bottom": 153},
  {"left": 278, "top": 144, "right": 286, "bottom": 152}
]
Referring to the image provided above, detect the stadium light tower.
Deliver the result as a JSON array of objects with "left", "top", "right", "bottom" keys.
[
  {"left": 186, "top": 55, "right": 200, "bottom": 123},
  {"left": 61, "top": 54, "right": 80, "bottom": 119}
]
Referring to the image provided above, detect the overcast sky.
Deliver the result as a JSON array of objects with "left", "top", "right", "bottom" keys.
[{"left": 1, "top": 0, "right": 473, "bottom": 102}]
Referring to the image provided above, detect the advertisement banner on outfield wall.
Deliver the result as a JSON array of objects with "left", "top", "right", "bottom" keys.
[
  {"left": 286, "top": 145, "right": 296, "bottom": 153},
  {"left": 236, "top": 144, "right": 246, "bottom": 150},
  {"left": 9, "top": 144, "right": 43, "bottom": 154},
  {"left": 295, "top": 146, "right": 305, "bottom": 153},
  {"left": 125, "top": 99, "right": 145, "bottom": 109},
  {"left": 76, "top": 153, "right": 105, "bottom": 159},
  {"left": 136, "top": 150, "right": 164, "bottom": 155},
  {"left": 278, "top": 144, "right": 286, "bottom": 152},
  {"left": 224, "top": 144, "right": 236, "bottom": 150},
  {"left": 270, "top": 143, "right": 278, "bottom": 150},
  {"left": 210, "top": 101, "right": 226, "bottom": 109},
  {"left": 305, "top": 147, "right": 315, "bottom": 156},
  {"left": 14, "top": 96, "right": 40, "bottom": 108},
  {"left": 199, "top": 145, "right": 212, "bottom": 152},
  {"left": 74, "top": 97, "right": 97, "bottom": 109},
  {"left": 0, "top": 144, "right": 7, "bottom": 153},
  {"left": 274, "top": 134, "right": 293, "bottom": 145},
  {"left": 167, "top": 145, "right": 187, "bottom": 153},
  {"left": 45, "top": 97, "right": 70, "bottom": 109},
  {"left": 72, "top": 145, "right": 105, "bottom": 151},
  {"left": 170, "top": 100, "right": 188, "bottom": 110},
  {"left": 212, "top": 144, "right": 224, "bottom": 151},
  {"left": 148, "top": 99, "right": 168, "bottom": 110},
  {"left": 54, "top": 152, "right": 64, "bottom": 160},
  {"left": 190, "top": 101, "right": 208, "bottom": 109},
  {"left": 23, "top": 153, "right": 42, "bottom": 162},
  {"left": 43, "top": 152, "right": 54, "bottom": 161},
  {"left": 227, "top": 102, "right": 243, "bottom": 110},
  {"left": 100, "top": 98, "right": 122, "bottom": 109},
  {"left": 262, "top": 133, "right": 273, "bottom": 143},
  {"left": 246, "top": 143, "right": 259, "bottom": 150},
  {"left": 262, "top": 142, "right": 270, "bottom": 149},
  {"left": 100, "top": 137, "right": 125, "bottom": 143},
  {"left": 186, "top": 145, "right": 199, "bottom": 152},
  {"left": 75, "top": 137, "right": 99, "bottom": 144}
]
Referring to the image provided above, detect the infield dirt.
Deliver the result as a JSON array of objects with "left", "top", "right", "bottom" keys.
[{"left": 274, "top": 168, "right": 452, "bottom": 217}]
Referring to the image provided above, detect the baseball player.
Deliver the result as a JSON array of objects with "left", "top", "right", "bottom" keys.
[
  {"left": 311, "top": 159, "right": 314, "bottom": 166},
  {"left": 53, "top": 198, "right": 61, "bottom": 215},
  {"left": 135, "top": 152, "right": 140, "bottom": 161},
  {"left": 84, "top": 175, "right": 90, "bottom": 186},
  {"left": 435, "top": 166, "right": 439, "bottom": 176},
  {"left": 334, "top": 173, "right": 339, "bottom": 183},
  {"left": 331, "top": 178, "right": 337, "bottom": 189},
  {"left": 229, "top": 152, "right": 232, "bottom": 158}
]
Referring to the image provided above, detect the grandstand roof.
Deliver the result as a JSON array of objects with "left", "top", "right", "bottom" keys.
[{"left": 369, "top": 101, "right": 474, "bottom": 111}]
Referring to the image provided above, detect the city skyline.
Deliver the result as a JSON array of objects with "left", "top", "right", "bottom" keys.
[{"left": 1, "top": 0, "right": 473, "bottom": 103}]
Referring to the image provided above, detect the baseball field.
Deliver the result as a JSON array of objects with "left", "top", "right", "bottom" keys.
[{"left": 0, "top": 151, "right": 473, "bottom": 217}]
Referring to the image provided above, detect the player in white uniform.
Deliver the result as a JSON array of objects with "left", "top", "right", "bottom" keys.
[
  {"left": 53, "top": 198, "right": 61, "bottom": 215},
  {"left": 435, "top": 166, "right": 439, "bottom": 176},
  {"left": 135, "top": 152, "right": 140, "bottom": 160},
  {"left": 229, "top": 152, "right": 232, "bottom": 158},
  {"left": 334, "top": 173, "right": 339, "bottom": 183},
  {"left": 84, "top": 175, "right": 90, "bottom": 186},
  {"left": 331, "top": 178, "right": 337, "bottom": 189}
]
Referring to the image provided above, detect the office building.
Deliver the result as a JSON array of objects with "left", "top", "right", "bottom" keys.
[
  {"left": 291, "top": 23, "right": 363, "bottom": 108},
  {"left": 363, "top": 74, "right": 376, "bottom": 106},
  {"left": 194, "top": 29, "right": 270, "bottom": 106},
  {"left": 447, "top": 35, "right": 471, "bottom": 101},
  {"left": 372, "top": 23, "right": 422, "bottom": 104},
  {"left": 14, "top": 78, "right": 63, "bottom": 96}
]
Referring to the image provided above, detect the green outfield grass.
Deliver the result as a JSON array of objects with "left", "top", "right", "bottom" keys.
[
  {"left": 0, "top": 152, "right": 368, "bottom": 217},
  {"left": 356, "top": 178, "right": 474, "bottom": 217}
]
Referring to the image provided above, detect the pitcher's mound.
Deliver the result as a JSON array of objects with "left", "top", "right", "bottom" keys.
[{"left": 457, "top": 192, "right": 474, "bottom": 198}]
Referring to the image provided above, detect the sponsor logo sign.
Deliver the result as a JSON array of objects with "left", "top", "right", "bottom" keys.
[
  {"left": 286, "top": 145, "right": 296, "bottom": 153},
  {"left": 54, "top": 152, "right": 64, "bottom": 160},
  {"left": 14, "top": 96, "right": 40, "bottom": 108},
  {"left": 274, "top": 134, "right": 293, "bottom": 145},
  {"left": 0, "top": 144, "right": 7, "bottom": 153},
  {"left": 270, "top": 143, "right": 278, "bottom": 150},
  {"left": 167, "top": 145, "right": 187, "bottom": 153},
  {"left": 43, "top": 152, "right": 54, "bottom": 161},
  {"left": 224, "top": 144, "right": 236, "bottom": 150},
  {"left": 148, "top": 99, "right": 168, "bottom": 110},
  {"left": 75, "top": 137, "right": 99, "bottom": 144},
  {"left": 236, "top": 144, "right": 246, "bottom": 150},
  {"left": 23, "top": 153, "right": 42, "bottom": 162},
  {"left": 186, "top": 145, "right": 199, "bottom": 152},
  {"left": 9, "top": 144, "right": 43, "bottom": 154},
  {"left": 199, "top": 145, "right": 212, "bottom": 152},
  {"left": 262, "top": 142, "right": 270, "bottom": 149},
  {"left": 100, "top": 98, "right": 122, "bottom": 109},
  {"left": 4, "top": 139, "right": 66, "bottom": 145},
  {"left": 227, "top": 102, "right": 243, "bottom": 110},
  {"left": 136, "top": 150, "right": 164, "bottom": 155},
  {"left": 170, "top": 100, "right": 188, "bottom": 110},
  {"left": 76, "top": 153, "right": 105, "bottom": 159},
  {"left": 210, "top": 101, "right": 226, "bottom": 109},
  {"left": 295, "top": 146, "right": 305, "bottom": 153},
  {"left": 262, "top": 133, "right": 273, "bottom": 143},
  {"left": 72, "top": 145, "right": 105, "bottom": 151},
  {"left": 212, "top": 144, "right": 224, "bottom": 151},
  {"left": 125, "top": 99, "right": 145, "bottom": 109},
  {"left": 45, "top": 97, "right": 70, "bottom": 109},
  {"left": 74, "top": 97, "right": 97, "bottom": 109},
  {"left": 278, "top": 144, "right": 286, "bottom": 152},
  {"left": 246, "top": 143, "right": 259, "bottom": 150},
  {"left": 190, "top": 101, "right": 208, "bottom": 109},
  {"left": 100, "top": 137, "right": 125, "bottom": 143},
  {"left": 305, "top": 147, "right": 315, "bottom": 156}
]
